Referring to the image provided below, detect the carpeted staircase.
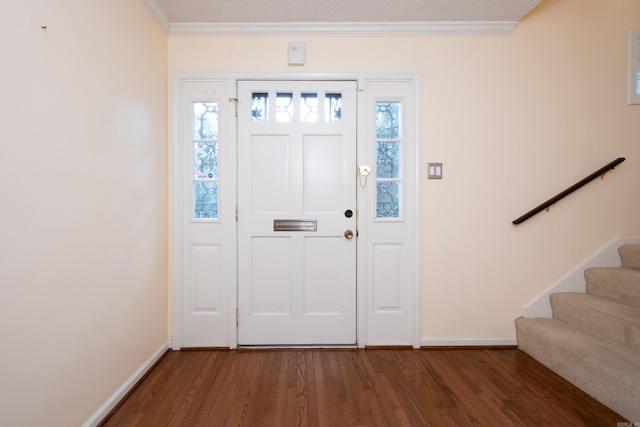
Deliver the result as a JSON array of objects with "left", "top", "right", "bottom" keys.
[{"left": 516, "top": 243, "right": 640, "bottom": 422}]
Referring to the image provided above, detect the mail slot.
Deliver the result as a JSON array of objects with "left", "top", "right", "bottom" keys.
[{"left": 273, "top": 219, "right": 317, "bottom": 232}]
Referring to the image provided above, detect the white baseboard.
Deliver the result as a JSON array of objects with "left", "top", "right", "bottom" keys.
[
  {"left": 421, "top": 337, "right": 517, "bottom": 347},
  {"left": 522, "top": 236, "right": 640, "bottom": 319},
  {"left": 83, "top": 341, "right": 170, "bottom": 427}
]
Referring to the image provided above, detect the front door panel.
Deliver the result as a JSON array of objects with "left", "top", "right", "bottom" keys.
[{"left": 237, "top": 81, "right": 357, "bottom": 345}]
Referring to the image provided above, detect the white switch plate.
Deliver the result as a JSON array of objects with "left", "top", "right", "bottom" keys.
[
  {"left": 288, "top": 41, "right": 305, "bottom": 66},
  {"left": 428, "top": 163, "right": 443, "bottom": 179}
]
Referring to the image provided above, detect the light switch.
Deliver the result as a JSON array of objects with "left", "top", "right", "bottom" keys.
[
  {"left": 288, "top": 41, "right": 305, "bottom": 66},
  {"left": 428, "top": 163, "right": 443, "bottom": 179}
]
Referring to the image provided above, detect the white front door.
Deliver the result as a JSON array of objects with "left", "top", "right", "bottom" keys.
[{"left": 237, "top": 80, "right": 357, "bottom": 345}]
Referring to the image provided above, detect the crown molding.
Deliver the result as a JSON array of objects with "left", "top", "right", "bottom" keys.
[
  {"left": 168, "top": 21, "right": 518, "bottom": 37},
  {"left": 138, "top": 0, "right": 519, "bottom": 38},
  {"left": 139, "top": 0, "right": 171, "bottom": 34}
]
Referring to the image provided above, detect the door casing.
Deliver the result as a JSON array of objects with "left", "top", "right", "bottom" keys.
[{"left": 171, "top": 72, "right": 422, "bottom": 349}]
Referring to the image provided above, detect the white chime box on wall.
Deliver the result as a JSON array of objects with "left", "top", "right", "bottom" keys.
[{"left": 288, "top": 41, "right": 305, "bottom": 66}]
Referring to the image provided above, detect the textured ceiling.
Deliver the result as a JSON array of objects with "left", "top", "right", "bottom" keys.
[{"left": 153, "top": 0, "right": 543, "bottom": 23}]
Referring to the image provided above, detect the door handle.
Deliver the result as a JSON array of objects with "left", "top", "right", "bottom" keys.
[{"left": 344, "top": 229, "right": 354, "bottom": 239}]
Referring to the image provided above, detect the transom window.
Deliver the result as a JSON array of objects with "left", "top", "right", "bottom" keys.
[{"left": 251, "top": 91, "right": 343, "bottom": 123}]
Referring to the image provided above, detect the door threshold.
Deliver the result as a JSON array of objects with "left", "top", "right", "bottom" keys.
[{"left": 237, "top": 344, "right": 357, "bottom": 350}]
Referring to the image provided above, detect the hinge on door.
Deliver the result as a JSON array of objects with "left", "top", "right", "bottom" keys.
[
  {"left": 235, "top": 205, "right": 239, "bottom": 221},
  {"left": 229, "top": 97, "right": 239, "bottom": 117},
  {"left": 236, "top": 308, "right": 239, "bottom": 325}
]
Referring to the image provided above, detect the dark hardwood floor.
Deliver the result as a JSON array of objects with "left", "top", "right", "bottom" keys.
[{"left": 101, "top": 348, "right": 626, "bottom": 426}]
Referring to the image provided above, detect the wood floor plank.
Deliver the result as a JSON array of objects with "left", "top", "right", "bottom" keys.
[{"left": 101, "top": 349, "right": 627, "bottom": 427}]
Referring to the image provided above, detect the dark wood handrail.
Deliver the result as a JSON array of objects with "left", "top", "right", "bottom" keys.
[{"left": 512, "top": 157, "right": 626, "bottom": 225}]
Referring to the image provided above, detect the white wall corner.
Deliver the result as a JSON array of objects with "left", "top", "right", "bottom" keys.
[
  {"left": 421, "top": 337, "right": 517, "bottom": 347},
  {"left": 521, "top": 236, "right": 631, "bottom": 319},
  {"left": 82, "top": 341, "right": 170, "bottom": 427},
  {"left": 139, "top": 0, "right": 171, "bottom": 34}
]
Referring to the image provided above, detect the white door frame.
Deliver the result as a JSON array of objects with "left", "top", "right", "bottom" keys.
[{"left": 171, "top": 72, "right": 422, "bottom": 349}]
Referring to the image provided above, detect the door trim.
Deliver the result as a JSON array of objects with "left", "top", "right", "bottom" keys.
[{"left": 171, "top": 72, "right": 421, "bottom": 349}]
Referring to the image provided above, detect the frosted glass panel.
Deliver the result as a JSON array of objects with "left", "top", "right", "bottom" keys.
[
  {"left": 194, "top": 182, "right": 218, "bottom": 219},
  {"left": 251, "top": 92, "right": 268, "bottom": 121},
  {"left": 301, "top": 93, "right": 318, "bottom": 122},
  {"left": 192, "top": 101, "right": 219, "bottom": 219},
  {"left": 194, "top": 142, "right": 218, "bottom": 179},
  {"left": 636, "top": 33, "right": 640, "bottom": 94},
  {"left": 193, "top": 102, "right": 218, "bottom": 140},
  {"left": 251, "top": 91, "right": 343, "bottom": 122},
  {"left": 276, "top": 93, "right": 293, "bottom": 122},
  {"left": 377, "top": 141, "right": 400, "bottom": 179},
  {"left": 325, "top": 93, "right": 342, "bottom": 122},
  {"left": 629, "top": 31, "right": 640, "bottom": 104},
  {"left": 376, "top": 182, "right": 400, "bottom": 219},
  {"left": 376, "top": 102, "right": 400, "bottom": 139},
  {"left": 375, "top": 101, "right": 402, "bottom": 219}
]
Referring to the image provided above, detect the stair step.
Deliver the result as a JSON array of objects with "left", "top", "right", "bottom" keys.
[
  {"left": 619, "top": 244, "right": 640, "bottom": 271},
  {"left": 550, "top": 292, "right": 640, "bottom": 355},
  {"left": 515, "top": 317, "right": 640, "bottom": 421},
  {"left": 585, "top": 267, "right": 640, "bottom": 310}
]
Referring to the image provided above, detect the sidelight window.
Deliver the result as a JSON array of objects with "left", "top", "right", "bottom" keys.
[
  {"left": 192, "top": 102, "right": 219, "bottom": 219},
  {"left": 375, "top": 101, "right": 402, "bottom": 219}
]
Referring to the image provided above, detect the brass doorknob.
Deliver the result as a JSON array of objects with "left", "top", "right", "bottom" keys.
[{"left": 344, "top": 229, "right": 354, "bottom": 239}]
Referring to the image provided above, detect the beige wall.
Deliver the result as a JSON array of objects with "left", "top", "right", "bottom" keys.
[
  {"left": 1, "top": 0, "right": 639, "bottom": 424},
  {"left": 0, "top": 1, "right": 168, "bottom": 426},
  {"left": 169, "top": 0, "right": 640, "bottom": 340}
]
